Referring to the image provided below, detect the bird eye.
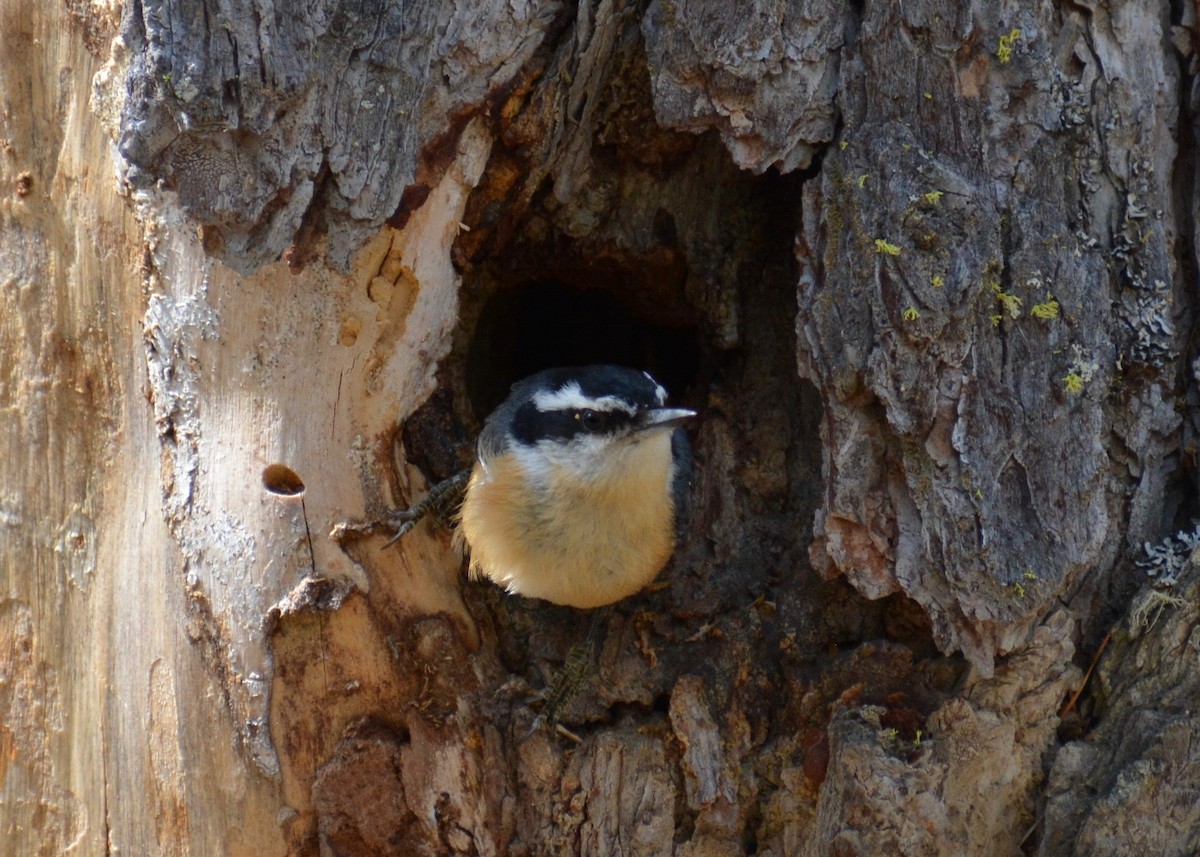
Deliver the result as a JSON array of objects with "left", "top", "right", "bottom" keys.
[{"left": 578, "top": 409, "right": 603, "bottom": 432}]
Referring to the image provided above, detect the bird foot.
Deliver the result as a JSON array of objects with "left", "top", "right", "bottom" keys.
[
  {"left": 521, "top": 608, "right": 609, "bottom": 741},
  {"left": 329, "top": 469, "right": 470, "bottom": 547}
]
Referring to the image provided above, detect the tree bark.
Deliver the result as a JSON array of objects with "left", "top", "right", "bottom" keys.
[{"left": 3, "top": 0, "right": 1197, "bottom": 855}]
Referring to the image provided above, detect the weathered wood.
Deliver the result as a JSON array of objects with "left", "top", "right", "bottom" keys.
[
  {"left": 643, "top": 0, "right": 842, "bottom": 172},
  {"left": 1041, "top": 544, "right": 1200, "bottom": 856},
  {"left": 116, "top": 0, "right": 562, "bottom": 270},
  {"left": 5, "top": 0, "right": 1199, "bottom": 854},
  {"left": 796, "top": 0, "right": 1182, "bottom": 673}
]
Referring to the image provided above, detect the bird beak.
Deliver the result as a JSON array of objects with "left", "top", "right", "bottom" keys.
[{"left": 636, "top": 407, "right": 697, "bottom": 432}]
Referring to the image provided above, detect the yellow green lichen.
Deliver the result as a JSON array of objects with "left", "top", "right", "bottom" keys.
[
  {"left": 875, "top": 238, "right": 902, "bottom": 256},
  {"left": 1030, "top": 296, "right": 1060, "bottom": 319},
  {"left": 997, "top": 28, "right": 1021, "bottom": 64},
  {"left": 993, "top": 284, "right": 1022, "bottom": 318}
]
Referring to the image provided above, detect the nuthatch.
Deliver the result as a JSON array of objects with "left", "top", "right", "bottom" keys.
[
  {"left": 459, "top": 365, "right": 695, "bottom": 608},
  {"left": 344, "top": 365, "right": 696, "bottom": 734}
]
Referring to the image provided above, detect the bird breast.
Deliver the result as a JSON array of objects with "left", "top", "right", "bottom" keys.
[{"left": 459, "top": 431, "right": 678, "bottom": 608}]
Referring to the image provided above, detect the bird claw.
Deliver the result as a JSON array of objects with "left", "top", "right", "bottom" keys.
[
  {"left": 379, "top": 469, "right": 470, "bottom": 549},
  {"left": 518, "top": 610, "right": 607, "bottom": 742},
  {"left": 331, "top": 470, "right": 467, "bottom": 548},
  {"left": 521, "top": 711, "right": 584, "bottom": 744},
  {"left": 521, "top": 712, "right": 549, "bottom": 742},
  {"left": 390, "top": 508, "right": 422, "bottom": 524},
  {"left": 381, "top": 517, "right": 418, "bottom": 548}
]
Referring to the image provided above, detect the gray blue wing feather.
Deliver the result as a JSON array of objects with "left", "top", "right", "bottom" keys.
[{"left": 670, "top": 427, "right": 692, "bottom": 542}]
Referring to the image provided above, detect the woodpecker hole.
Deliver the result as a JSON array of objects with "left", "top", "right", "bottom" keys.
[
  {"left": 263, "top": 463, "right": 306, "bottom": 497},
  {"left": 465, "top": 279, "right": 700, "bottom": 420}
]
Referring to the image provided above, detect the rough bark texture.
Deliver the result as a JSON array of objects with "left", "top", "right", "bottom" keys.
[
  {"left": 1041, "top": 543, "right": 1200, "bottom": 857},
  {"left": 642, "top": 0, "right": 842, "bottom": 173},
  {"left": 4, "top": 0, "right": 1199, "bottom": 855},
  {"left": 116, "top": 0, "right": 559, "bottom": 270},
  {"left": 796, "top": 0, "right": 1183, "bottom": 677}
]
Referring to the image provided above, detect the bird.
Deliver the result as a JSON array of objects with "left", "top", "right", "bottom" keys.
[
  {"left": 457, "top": 364, "right": 695, "bottom": 609},
  {"left": 377, "top": 365, "right": 695, "bottom": 734}
]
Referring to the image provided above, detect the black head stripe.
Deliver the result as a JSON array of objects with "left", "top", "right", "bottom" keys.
[
  {"left": 511, "top": 401, "right": 634, "bottom": 446},
  {"left": 511, "top": 401, "right": 574, "bottom": 445},
  {"left": 494, "top": 365, "right": 669, "bottom": 449}
]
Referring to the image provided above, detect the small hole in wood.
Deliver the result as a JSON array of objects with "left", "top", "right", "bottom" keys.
[{"left": 262, "top": 463, "right": 306, "bottom": 497}]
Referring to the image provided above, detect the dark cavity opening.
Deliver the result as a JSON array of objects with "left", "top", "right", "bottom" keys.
[{"left": 466, "top": 279, "right": 699, "bottom": 420}]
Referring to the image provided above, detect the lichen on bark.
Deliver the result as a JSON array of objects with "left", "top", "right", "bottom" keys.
[{"left": 91, "top": 0, "right": 1200, "bottom": 855}]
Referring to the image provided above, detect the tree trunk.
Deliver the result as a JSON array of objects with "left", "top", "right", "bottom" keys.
[{"left": 3, "top": 0, "right": 1197, "bottom": 855}]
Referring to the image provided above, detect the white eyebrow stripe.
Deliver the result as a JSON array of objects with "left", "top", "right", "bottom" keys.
[{"left": 532, "top": 383, "right": 638, "bottom": 415}]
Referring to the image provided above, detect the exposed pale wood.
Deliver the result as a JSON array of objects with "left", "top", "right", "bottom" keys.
[{"left": 5, "top": 0, "right": 1200, "bottom": 855}]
